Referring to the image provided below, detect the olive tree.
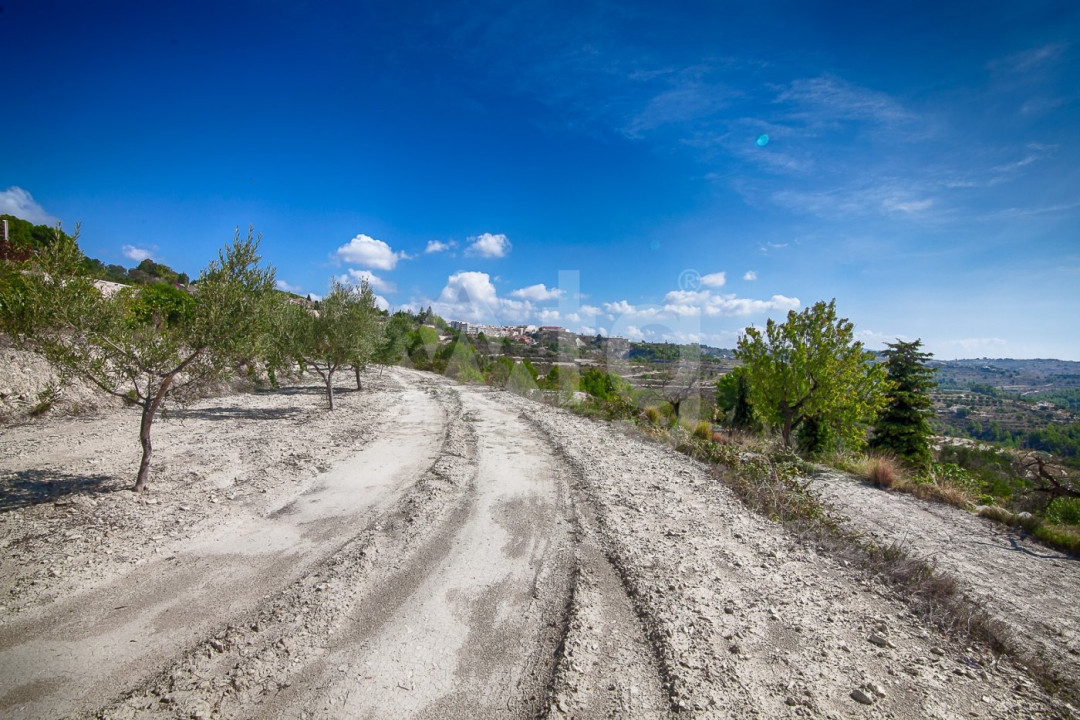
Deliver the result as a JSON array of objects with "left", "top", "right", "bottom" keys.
[
  {"left": 279, "top": 278, "right": 381, "bottom": 409},
  {"left": 736, "top": 299, "right": 886, "bottom": 450},
  {"left": 0, "top": 226, "right": 277, "bottom": 491}
]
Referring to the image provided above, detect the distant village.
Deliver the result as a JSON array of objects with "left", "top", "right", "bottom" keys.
[{"left": 447, "top": 320, "right": 632, "bottom": 357}]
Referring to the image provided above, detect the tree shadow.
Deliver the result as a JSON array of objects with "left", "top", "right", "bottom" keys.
[
  {"left": 164, "top": 406, "right": 304, "bottom": 422},
  {"left": 0, "top": 469, "right": 123, "bottom": 513},
  {"left": 269, "top": 385, "right": 360, "bottom": 397}
]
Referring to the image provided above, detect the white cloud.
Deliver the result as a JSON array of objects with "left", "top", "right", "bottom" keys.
[
  {"left": 989, "top": 43, "right": 1066, "bottom": 75},
  {"left": 344, "top": 269, "right": 397, "bottom": 294},
  {"left": 122, "top": 245, "right": 155, "bottom": 262},
  {"left": 775, "top": 75, "right": 913, "bottom": 127},
  {"left": 510, "top": 283, "right": 562, "bottom": 302},
  {"left": 759, "top": 241, "right": 790, "bottom": 254},
  {"left": 882, "top": 197, "right": 933, "bottom": 214},
  {"left": 603, "top": 300, "right": 635, "bottom": 315},
  {"left": 335, "top": 234, "right": 406, "bottom": 270},
  {"left": 0, "top": 187, "right": 58, "bottom": 225},
  {"left": 425, "top": 239, "right": 454, "bottom": 254},
  {"left": 623, "top": 325, "right": 645, "bottom": 341},
  {"left": 579, "top": 304, "right": 602, "bottom": 317},
  {"left": 700, "top": 272, "right": 726, "bottom": 288},
  {"left": 374, "top": 294, "right": 390, "bottom": 311},
  {"left": 663, "top": 289, "right": 800, "bottom": 317},
  {"left": 465, "top": 232, "right": 511, "bottom": 258},
  {"left": 743, "top": 271, "right": 757, "bottom": 281},
  {"left": 276, "top": 279, "right": 304, "bottom": 294},
  {"left": 433, "top": 271, "right": 502, "bottom": 323}
]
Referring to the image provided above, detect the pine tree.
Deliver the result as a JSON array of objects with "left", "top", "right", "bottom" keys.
[{"left": 871, "top": 339, "right": 937, "bottom": 468}]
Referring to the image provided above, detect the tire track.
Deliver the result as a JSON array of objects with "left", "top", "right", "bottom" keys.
[
  {"left": 1, "top": 374, "right": 445, "bottom": 720},
  {"left": 268, "top": 384, "right": 577, "bottom": 719},
  {"left": 89, "top": 380, "right": 472, "bottom": 719}
]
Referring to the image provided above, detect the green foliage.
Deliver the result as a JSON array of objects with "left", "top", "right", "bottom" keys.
[
  {"left": 796, "top": 414, "right": 840, "bottom": 458},
  {"left": 506, "top": 360, "right": 540, "bottom": 395},
  {"left": 736, "top": 299, "right": 886, "bottom": 450},
  {"left": 0, "top": 225, "right": 277, "bottom": 490},
  {"left": 580, "top": 367, "right": 633, "bottom": 402},
  {"left": 541, "top": 364, "right": 580, "bottom": 393},
  {"left": 871, "top": 339, "right": 936, "bottom": 468},
  {"left": 1025, "top": 388, "right": 1080, "bottom": 413},
  {"left": 434, "top": 336, "right": 483, "bottom": 382},
  {"left": 373, "top": 312, "right": 413, "bottom": 366},
  {"left": 692, "top": 420, "right": 712, "bottom": 440},
  {"left": 628, "top": 342, "right": 699, "bottom": 363},
  {"left": 1045, "top": 497, "right": 1080, "bottom": 526},
  {"left": 127, "top": 282, "right": 196, "bottom": 328},
  {"left": 714, "top": 367, "right": 753, "bottom": 429},
  {"left": 406, "top": 325, "right": 441, "bottom": 369},
  {"left": 279, "top": 278, "right": 381, "bottom": 408},
  {"left": 0, "top": 214, "right": 67, "bottom": 260},
  {"left": 3, "top": 215, "right": 191, "bottom": 287}
]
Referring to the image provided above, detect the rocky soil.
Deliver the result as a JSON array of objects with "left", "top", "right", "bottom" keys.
[
  {"left": 811, "top": 469, "right": 1080, "bottom": 700},
  {"left": 0, "top": 366, "right": 1076, "bottom": 718}
]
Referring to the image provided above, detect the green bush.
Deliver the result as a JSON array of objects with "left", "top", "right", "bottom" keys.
[
  {"left": 692, "top": 420, "right": 712, "bottom": 440},
  {"left": 1045, "top": 497, "right": 1080, "bottom": 526}
]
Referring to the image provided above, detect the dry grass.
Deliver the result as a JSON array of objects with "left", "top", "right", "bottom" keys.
[
  {"left": 642, "top": 406, "right": 661, "bottom": 426},
  {"left": 833, "top": 453, "right": 979, "bottom": 510},
  {"left": 692, "top": 420, "right": 712, "bottom": 440},
  {"left": 706, "top": 454, "right": 1071, "bottom": 703},
  {"left": 907, "top": 481, "right": 975, "bottom": 508},
  {"left": 860, "top": 453, "right": 903, "bottom": 488}
]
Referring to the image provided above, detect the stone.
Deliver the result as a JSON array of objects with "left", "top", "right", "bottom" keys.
[
  {"left": 851, "top": 688, "right": 876, "bottom": 705},
  {"left": 868, "top": 633, "right": 895, "bottom": 648}
]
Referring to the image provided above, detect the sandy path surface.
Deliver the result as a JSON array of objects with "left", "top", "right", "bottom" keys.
[
  {"left": 0, "top": 373, "right": 445, "bottom": 718},
  {"left": 810, "top": 469, "right": 1080, "bottom": 697},
  {"left": 0, "top": 367, "right": 1073, "bottom": 718}
]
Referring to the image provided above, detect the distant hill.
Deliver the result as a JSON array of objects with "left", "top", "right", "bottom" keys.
[{"left": 1, "top": 214, "right": 189, "bottom": 286}]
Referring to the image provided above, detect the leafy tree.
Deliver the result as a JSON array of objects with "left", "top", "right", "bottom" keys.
[
  {"left": 0, "top": 225, "right": 277, "bottom": 491},
  {"left": 870, "top": 339, "right": 936, "bottom": 467},
  {"left": 580, "top": 367, "right": 633, "bottom": 402},
  {"left": 373, "top": 311, "right": 413, "bottom": 367},
  {"left": 1, "top": 214, "right": 65, "bottom": 260},
  {"left": 438, "top": 336, "right": 484, "bottom": 382},
  {"left": 736, "top": 299, "right": 886, "bottom": 449},
  {"left": 280, "top": 278, "right": 381, "bottom": 409},
  {"left": 714, "top": 367, "right": 753, "bottom": 429}
]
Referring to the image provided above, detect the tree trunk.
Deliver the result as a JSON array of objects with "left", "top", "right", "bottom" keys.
[
  {"left": 325, "top": 371, "right": 335, "bottom": 410},
  {"left": 133, "top": 374, "right": 175, "bottom": 492},
  {"left": 135, "top": 400, "right": 154, "bottom": 492},
  {"left": 781, "top": 411, "right": 794, "bottom": 447},
  {"left": 354, "top": 365, "right": 362, "bottom": 391}
]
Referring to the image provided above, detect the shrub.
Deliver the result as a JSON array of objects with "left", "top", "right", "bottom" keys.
[
  {"left": 643, "top": 406, "right": 661, "bottom": 425},
  {"left": 30, "top": 384, "right": 60, "bottom": 417},
  {"left": 693, "top": 420, "right": 712, "bottom": 440},
  {"left": 864, "top": 454, "right": 902, "bottom": 488},
  {"left": 1045, "top": 497, "right": 1080, "bottom": 526}
]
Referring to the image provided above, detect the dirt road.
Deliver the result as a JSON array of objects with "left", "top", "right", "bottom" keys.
[{"left": 0, "top": 368, "right": 1074, "bottom": 718}]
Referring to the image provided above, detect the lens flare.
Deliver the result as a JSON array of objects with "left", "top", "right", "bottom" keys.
[{"left": 755, "top": 134, "right": 770, "bottom": 147}]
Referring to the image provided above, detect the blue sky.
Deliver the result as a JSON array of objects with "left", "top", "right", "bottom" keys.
[{"left": 2, "top": 0, "right": 1078, "bottom": 359}]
